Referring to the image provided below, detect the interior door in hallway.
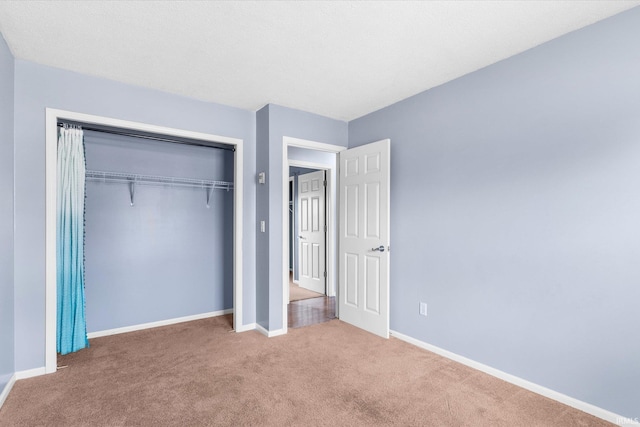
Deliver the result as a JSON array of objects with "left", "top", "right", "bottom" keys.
[
  {"left": 338, "top": 139, "right": 390, "bottom": 338},
  {"left": 298, "top": 170, "right": 326, "bottom": 295}
]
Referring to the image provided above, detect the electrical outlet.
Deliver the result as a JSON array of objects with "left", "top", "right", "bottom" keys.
[{"left": 419, "top": 302, "right": 428, "bottom": 316}]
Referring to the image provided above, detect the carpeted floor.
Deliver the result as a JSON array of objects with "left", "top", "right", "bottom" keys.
[
  {"left": 289, "top": 273, "right": 324, "bottom": 302},
  {"left": 289, "top": 281, "right": 324, "bottom": 302},
  {"left": 0, "top": 315, "right": 612, "bottom": 426}
]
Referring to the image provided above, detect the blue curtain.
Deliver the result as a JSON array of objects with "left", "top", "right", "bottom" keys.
[{"left": 57, "top": 125, "right": 89, "bottom": 355}]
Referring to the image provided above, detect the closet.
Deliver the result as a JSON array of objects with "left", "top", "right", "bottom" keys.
[{"left": 80, "top": 125, "right": 234, "bottom": 334}]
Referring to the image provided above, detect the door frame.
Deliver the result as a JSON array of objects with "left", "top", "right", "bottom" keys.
[
  {"left": 45, "top": 108, "right": 245, "bottom": 374},
  {"left": 281, "top": 136, "right": 346, "bottom": 333}
]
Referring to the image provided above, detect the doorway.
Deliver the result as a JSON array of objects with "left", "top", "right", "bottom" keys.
[
  {"left": 287, "top": 166, "right": 335, "bottom": 328},
  {"left": 282, "top": 137, "right": 346, "bottom": 332},
  {"left": 283, "top": 137, "right": 391, "bottom": 338}
]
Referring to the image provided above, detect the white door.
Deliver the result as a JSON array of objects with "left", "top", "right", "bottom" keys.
[
  {"left": 298, "top": 170, "right": 326, "bottom": 294},
  {"left": 339, "top": 139, "right": 390, "bottom": 338}
]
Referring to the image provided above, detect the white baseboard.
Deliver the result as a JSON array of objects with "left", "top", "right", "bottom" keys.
[
  {"left": 15, "top": 367, "right": 47, "bottom": 380},
  {"left": 235, "top": 322, "right": 256, "bottom": 333},
  {"left": 267, "top": 328, "right": 286, "bottom": 337},
  {"left": 87, "top": 309, "right": 233, "bottom": 339},
  {"left": 255, "top": 324, "right": 287, "bottom": 338},
  {"left": 255, "top": 324, "right": 269, "bottom": 337},
  {"left": 0, "top": 374, "right": 16, "bottom": 409},
  {"left": 390, "top": 330, "right": 637, "bottom": 426}
]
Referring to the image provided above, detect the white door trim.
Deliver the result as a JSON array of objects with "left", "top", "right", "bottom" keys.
[
  {"left": 282, "top": 136, "right": 346, "bottom": 334},
  {"left": 45, "top": 108, "right": 244, "bottom": 374}
]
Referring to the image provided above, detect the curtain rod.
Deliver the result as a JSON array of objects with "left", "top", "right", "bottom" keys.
[{"left": 57, "top": 122, "right": 235, "bottom": 152}]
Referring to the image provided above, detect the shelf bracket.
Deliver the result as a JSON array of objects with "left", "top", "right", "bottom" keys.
[
  {"left": 128, "top": 179, "right": 135, "bottom": 207},
  {"left": 206, "top": 185, "right": 213, "bottom": 208}
]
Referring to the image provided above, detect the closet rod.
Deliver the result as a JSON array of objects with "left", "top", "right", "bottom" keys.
[{"left": 57, "top": 122, "right": 235, "bottom": 152}]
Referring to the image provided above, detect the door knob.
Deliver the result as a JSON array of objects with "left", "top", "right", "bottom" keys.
[
  {"left": 371, "top": 245, "right": 385, "bottom": 252},
  {"left": 299, "top": 236, "right": 306, "bottom": 240}
]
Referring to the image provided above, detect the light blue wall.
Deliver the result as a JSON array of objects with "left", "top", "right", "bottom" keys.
[
  {"left": 349, "top": 7, "right": 640, "bottom": 418},
  {"left": 13, "top": 60, "right": 256, "bottom": 371},
  {"left": 0, "top": 33, "right": 15, "bottom": 392},
  {"left": 260, "top": 104, "right": 347, "bottom": 330},
  {"left": 83, "top": 132, "right": 234, "bottom": 332}
]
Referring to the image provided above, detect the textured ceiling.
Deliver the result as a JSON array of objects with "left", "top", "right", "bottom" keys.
[{"left": 0, "top": 1, "right": 638, "bottom": 121}]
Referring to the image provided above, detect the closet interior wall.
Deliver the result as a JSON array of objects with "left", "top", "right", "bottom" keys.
[{"left": 83, "top": 130, "right": 234, "bottom": 333}]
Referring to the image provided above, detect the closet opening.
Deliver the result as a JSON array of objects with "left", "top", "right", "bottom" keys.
[{"left": 45, "top": 109, "right": 244, "bottom": 374}]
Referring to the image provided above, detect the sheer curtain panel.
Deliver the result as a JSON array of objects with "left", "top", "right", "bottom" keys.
[{"left": 57, "top": 125, "right": 89, "bottom": 355}]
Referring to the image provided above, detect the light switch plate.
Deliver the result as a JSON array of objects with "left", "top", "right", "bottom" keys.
[{"left": 419, "top": 302, "right": 428, "bottom": 316}]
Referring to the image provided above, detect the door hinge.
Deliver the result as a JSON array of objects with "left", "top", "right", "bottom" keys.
[
  {"left": 324, "top": 271, "right": 327, "bottom": 278},
  {"left": 324, "top": 225, "right": 328, "bottom": 232},
  {"left": 323, "top": 180, "right": 327, "bottom": 187}
]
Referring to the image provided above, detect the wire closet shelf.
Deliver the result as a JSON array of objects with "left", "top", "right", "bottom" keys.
[
  {"left": 85, "top": 170, "right": 233, "bottom": 207},
  {"left": 86, "top": 170, "right": 233, "bottom": 191}
]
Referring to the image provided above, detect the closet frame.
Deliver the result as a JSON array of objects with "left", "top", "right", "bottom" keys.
[{"left": 44, "top": 108, "right": 245, "bottom": 374}]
